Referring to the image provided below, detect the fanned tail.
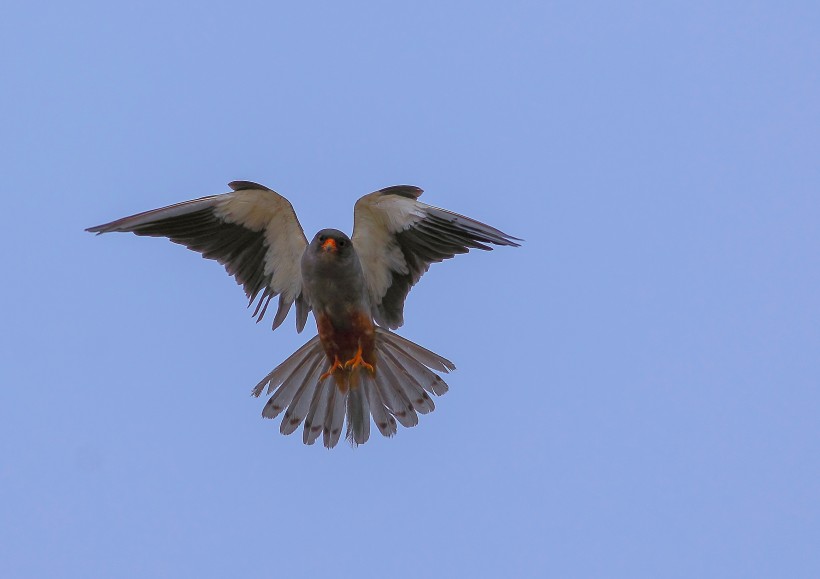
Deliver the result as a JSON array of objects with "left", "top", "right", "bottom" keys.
[{"left": 253, "top": 328, "right": 455, "bottom": 448}]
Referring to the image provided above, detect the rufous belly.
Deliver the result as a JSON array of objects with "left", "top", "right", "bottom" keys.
[{"left": 315, "top": 310, "right": 376, "bottom": 392}]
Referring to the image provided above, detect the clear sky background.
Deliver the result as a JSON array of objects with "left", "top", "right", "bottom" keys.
[{"left": 2, "top": 1, "right": 818, "bottom": 577}]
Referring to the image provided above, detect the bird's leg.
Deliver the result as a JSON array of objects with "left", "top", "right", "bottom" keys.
[
  {"left": 320, "top": 355, "right": 344, "bottom": 381},
  {"left": 344, "top": 342, "right": 375, "bottom": 374}
]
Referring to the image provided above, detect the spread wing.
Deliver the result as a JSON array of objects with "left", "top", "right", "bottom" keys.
[
  {"left": 351, "top": 185, "right": 521, "bottom": 329},
  {"left": 86, "top": 181, "right": 311, "bottom": 332}
]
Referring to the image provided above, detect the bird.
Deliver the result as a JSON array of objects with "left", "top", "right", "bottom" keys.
[{"left": 87, "top": 181, "right": 519, "bottom": 447}]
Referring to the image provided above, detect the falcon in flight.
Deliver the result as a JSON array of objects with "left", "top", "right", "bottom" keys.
[{"left": 87, "top": 181, "right": 519, "bottom": 447}]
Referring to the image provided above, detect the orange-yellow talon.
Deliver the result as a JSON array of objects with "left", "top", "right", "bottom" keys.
[
  {"left": 344, "top": 344, "right": 375, "bottom": 374},
  {"left": 320, "top": 356, "right": 344, "bottom": 380}
]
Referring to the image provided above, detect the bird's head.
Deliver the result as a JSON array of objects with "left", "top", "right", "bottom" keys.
[{"left": 310, "top": 229, "right": 354, "bottom": 258}]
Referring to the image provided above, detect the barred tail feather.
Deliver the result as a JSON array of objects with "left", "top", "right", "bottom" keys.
[
  {"left": 376, "top": 329, "right": 456, "bottom": 374},
  {"left": 362, "top": 371, "right": 398, "bottom": 438},
  {"left": 252, "top": 336, "right": 323, "bottom": 397},
  {"left": 257, "top": 340, "right": 327, "bottom": 420},
  {"left": 279, "top": 357, "right": 325, "bottom": 435},
  {"left": 303, "top": 381, "right": 333, "bottom": 445},
  {"left": 381, "top": 340, "right": 450, "bottom": 397},
  {"left": 379, "top": 348, "right": 435, "bottom": 414},
  {"left": 323, "top": 386, "right": 346, "bottom": 448},
  {"left": 253, "top": 328, "right": 455, "bottom": 447},
  {"left": 372, "top": 352, "right": 418, "bottom": 428},
  {"left": 345, "top": 381, "right": 371, "bottom": 446}
]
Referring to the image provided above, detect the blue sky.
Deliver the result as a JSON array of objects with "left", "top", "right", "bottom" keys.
[{"left": 2, "top": 1, "right": 819, "bottom": 577}]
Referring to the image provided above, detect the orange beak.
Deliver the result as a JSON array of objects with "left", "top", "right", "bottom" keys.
[{"left": 321, "top": 238, "right": 337, "bottom": 252}]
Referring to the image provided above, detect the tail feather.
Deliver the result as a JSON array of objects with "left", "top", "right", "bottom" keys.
[
  {"left": 260, "top": 345, "right": 325, "bottom": 420},
  {"left": 362, "top": 371, "right": 398, "bottom": 438},
  {"left": 303, "top": 381, "right": 333, "bottom": 445},
  {"left": 380, "top": 348, "right": 436, "bottom": 414},
  {"left": 373, "top": 351, "right": 419, "bottom": 427},
  {"left": 381, "top": 340, "right": 450, "bottom": 397},
  {"left": 254, "top": 328, "right": 454, "bottom": 447},
  {"left": 323, "top": 386, "right": 346, "bottom": 448},
  {"left": 279, "top": 357, "right": 325, "bottom": 435},
  {"left": 345, "top": 379, "right": 371, "bottom": 446},
  {"left": 376, "top": 329, "right": 456, "bottom": 373},
  {"left": 252, "top": 336, "right": 322, "bottom": 397}
]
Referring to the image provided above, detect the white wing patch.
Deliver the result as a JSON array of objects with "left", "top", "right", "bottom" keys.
[
  {"left": 352, "top": 192, "right": 426, "bottom": 306},
  {"left": 87, "top": 181, "right": 310, "bottom": 331},
  {"left": 214, "top": 189, "right": 307, "bottom": 303},
  {"left": 351, "top": 185, "right": 520, "bottom": 329}
]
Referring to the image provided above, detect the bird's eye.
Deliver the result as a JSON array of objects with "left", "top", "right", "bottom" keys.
[
  {"left": 318, "top": 235, "right": 326, "bottom": 242},
  {"left": 338, "top": 239, "right": 346, "bottom": 247}
]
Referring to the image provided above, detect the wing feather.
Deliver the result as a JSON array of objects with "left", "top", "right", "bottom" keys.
[
  {"left": 86, "top": 181, "right": 311, "bottom": 331},
  {"left": 352, "top": 186, "right": 520, "bottom": 329}
]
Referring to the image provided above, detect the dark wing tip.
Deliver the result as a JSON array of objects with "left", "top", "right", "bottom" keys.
[
  {"left": 376, "top": 185, "right": 423, "bottom": 199},
  {"left": 503, "top": 231, "right": 525, "bottom": 245},
  {"left": 425, "top": 210, "right": 523, "bottom": 249},
  {"left": 228, "top": 180, "right": 273, "bottom": 192},
  {"left": 493, "top": 230, "right": 523, "bottom": 246},
  {"left": 501, "top": 235, "right": 523, "bottom": 247},
  {"left": 85, "top": 222, "right": 122, "bottom": 235}
]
